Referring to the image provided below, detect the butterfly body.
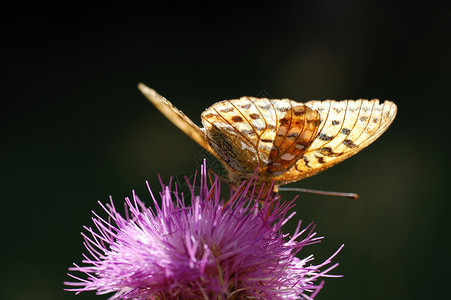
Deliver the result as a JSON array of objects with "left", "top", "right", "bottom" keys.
[{"left": 138, "top": 83, "right": 397, "bottom": 193}]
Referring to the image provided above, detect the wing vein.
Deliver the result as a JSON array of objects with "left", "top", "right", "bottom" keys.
[{"left": 211, "top": 103, "right": 251, "bottom": 146}]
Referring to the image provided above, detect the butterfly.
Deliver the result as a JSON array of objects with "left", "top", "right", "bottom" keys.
[{"left": 138, "top": 83, "right": 397, "bottom": 197}]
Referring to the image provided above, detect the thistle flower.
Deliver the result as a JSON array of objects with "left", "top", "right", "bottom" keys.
[{"left": 65, "top": 162, "right": 343, "bottom": 299}]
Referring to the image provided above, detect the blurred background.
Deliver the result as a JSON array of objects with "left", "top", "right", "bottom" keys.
[{"left": 2, "top": 2, "right": 449, "bottom": 299}]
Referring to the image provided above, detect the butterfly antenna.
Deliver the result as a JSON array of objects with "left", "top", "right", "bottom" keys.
[{"left": 279, "top": 187, "right": 359, "bottom": 199}]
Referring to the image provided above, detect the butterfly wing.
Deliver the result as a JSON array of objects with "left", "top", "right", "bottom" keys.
[
  {"left": 200, "top": 97, "right": 320, "bottom": 178},
  {"left": 138, "top": 83, "right": 217, "bottom": 157},
  {"left": 273, "top": 99, "right": 397, "bottom": 185},
  {"left": 140, "top": 84, "right": 397, "bottom": 187},
  {"left": 201, "top": 97, "right": 268, "bottom": 174},
  {"left": 265, "top": 101, "right": 320, "bottom": 176}
]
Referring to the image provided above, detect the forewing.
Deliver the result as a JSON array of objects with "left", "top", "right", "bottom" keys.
[
  {"left": 273, "top": 99, "right": 397, "bottom": 185},
  {"left": 138, "top": 83, "right": 217, "bottom": 157}
]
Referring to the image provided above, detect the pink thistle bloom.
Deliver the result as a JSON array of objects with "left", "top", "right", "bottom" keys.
[{"left": 65, "top": 162, "right": 343, "bottom": 299}]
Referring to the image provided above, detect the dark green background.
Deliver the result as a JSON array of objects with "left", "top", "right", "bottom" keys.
[{"left": 2, "top": 2, "right": 449, "bottom": 299}]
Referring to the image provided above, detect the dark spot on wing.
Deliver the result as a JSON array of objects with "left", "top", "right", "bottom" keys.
[
  {"left": 318, "top": 133, "right": 334, "bottom": 141},
  {"left": 261, "top": 139, "right": 273, "bottom": 143},
  {"left": 279, "top": 118, "right": 289, "bottom": 125},
  {"left": 360, "top": 116, "right": 368, "bottom": 122},
  {"left": 341, "top": 128, "right": 351, "bottom": 135},
  {"left": 258, "top": 104, "right": 271, "bottom": 110},
  {"left": 318, "top": 147, "right": 343, "bottom": 157},
  {"left": 310, "top": 119, "right": 321, "bottom": 126},
  {"left": 319, "top": 146, "right": 332, "bottom": 155},
  {"left": 253, "top": 125, "right": 265, "bottom": 131},
  {"left": 249, "top": 113, "right": 260, "bottom": 120},
  {"left": 203, "top": 113, "right": 217, "bottom": 119},
  {"left": 302, "top": 156, "right": 311, "bottom": 168},
  {"left": 232, "top": 116, "right": 244, "bottom": 122},
  {"left": 332, "top": 120, "right": 340, "bottom": 125},
  {"left": 343, "top": 139, "right": 357, "bottom": 148},
  {"left": 316, "top": 156, "right": 325, "bottom": 164}
]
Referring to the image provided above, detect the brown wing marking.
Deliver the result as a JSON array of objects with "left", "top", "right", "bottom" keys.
[
  {"left": 229, "top": 97, "right": 278, "bottom": 167},
  {"left": 138, "top": 83, "right": 217, "bottom": 158},
  {"left": 263, "top": 102, "right": 320, "bottom": 176},
  {"left": 201, "top": 98, "right": 262, "bottom": 173},
  {"left": 273, "top": 99, "right": 397, "bottom": 185}
]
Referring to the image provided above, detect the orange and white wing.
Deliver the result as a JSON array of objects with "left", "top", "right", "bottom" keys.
[
  {"left": 138, "top": 83, "right": 217, "bottom": 157},
  {"left": 200, "top": 97, "right": 320, "bottom": 177},
  {"left": 201, "top": 97, "right": 274, "bottom": 174},
  {"left": 273, "top": 99, "right": 397, "bottom": 185}
]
